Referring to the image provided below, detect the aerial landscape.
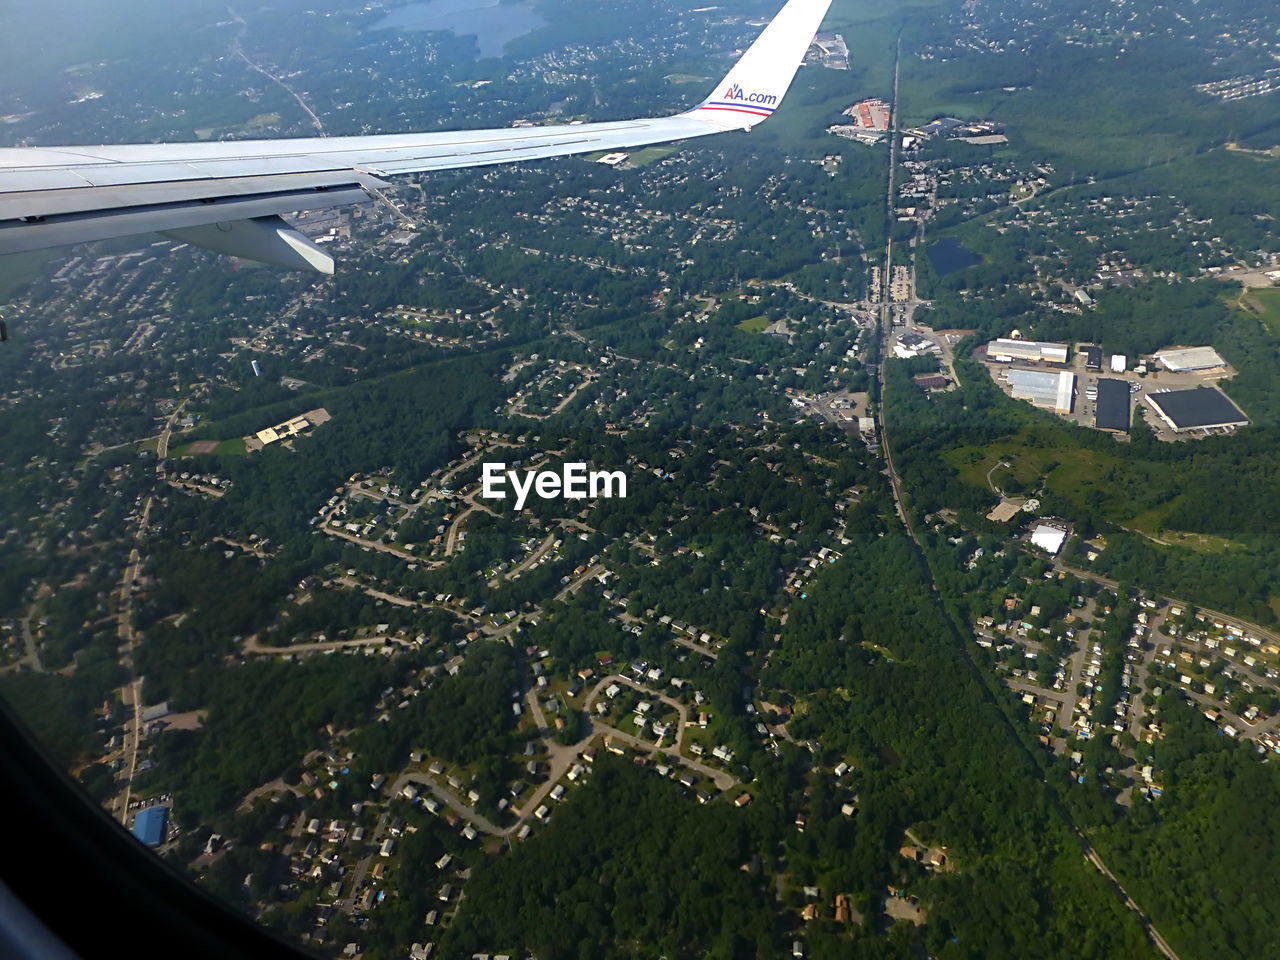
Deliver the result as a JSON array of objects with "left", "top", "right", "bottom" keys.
[{"left": 1, "top": 0, "right": 1279, "bottom": 958}]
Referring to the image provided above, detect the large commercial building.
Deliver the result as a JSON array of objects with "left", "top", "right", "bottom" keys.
[
  {"left": 1144, "top": 387, "right": 1249, "bottom": 432},
  {"left": 1094, "top": 378, "right": 1131, "bottom": 432},
  {"left": 1153, "top": 346, "right": 1227, "bottom": 373},
  {"left": 987, "top": 338, "right": 1069, "bottom": 365},
  {"left": 1007, "top": 369, "right": 1075, "bottom": 414},
  {"left": 893, "top": 331, "right": 940, "bottom": 359},
  {"left": 1030, "top": 524, "right": 1068, "bottom": 555},
  {"left": 842, "top": 98, "right": 891, "bottom": 131},
  {"left": 132, "top": 806, "right": 168, "bottom": 847},
  {"left": 249, "top": 407, "right": 333, "bottom": 449}
]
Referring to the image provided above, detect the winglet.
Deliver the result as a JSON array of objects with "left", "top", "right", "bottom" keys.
[{"left": 684, "top": 0, "right": 833, "bottom": 130}]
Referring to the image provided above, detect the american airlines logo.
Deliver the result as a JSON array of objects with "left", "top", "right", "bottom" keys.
[
  {"left": 721, "top": 83, "right": 778, "bottom": 107},
  {"left": 699, "top": 82, "right": 779, "bottom": 118}
]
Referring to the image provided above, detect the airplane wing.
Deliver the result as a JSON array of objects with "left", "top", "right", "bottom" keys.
[{"left": 0, "top": 0, "right": 831, "bottom": 273}]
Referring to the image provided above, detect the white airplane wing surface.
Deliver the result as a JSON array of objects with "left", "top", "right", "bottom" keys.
[{"left": 0, "top": 0, "right": 831, "bottom": 272}]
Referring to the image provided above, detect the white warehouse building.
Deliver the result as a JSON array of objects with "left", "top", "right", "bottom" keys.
[
  {"left": 1153, "top": 346, "right": 1227, "bottom": 372},
  {"left": 1007, "top": 368, "right": 1076, "bottom": 414},
  {"left": 1030, "top": 524, "right": 1068, "bottom": 555},
  {"left": 987, "top": 338, "right": 1070, "bottom": 365}
]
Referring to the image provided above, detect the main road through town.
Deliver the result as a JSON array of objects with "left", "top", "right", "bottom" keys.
[{"left": 869, "top": 38, "right": 1181, "bottom": 960}]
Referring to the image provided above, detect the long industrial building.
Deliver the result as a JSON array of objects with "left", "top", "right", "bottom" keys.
[
  {"left": 1007, "top": 369, "right": 1075, "bottom": 413},
  {"left": 987, "top": 338, "right": 1069, "bottom": 365},
  {"left": 1144, "top": 387, "right": 1249, "bottom": 432},
  {"left": 1153, "top": 346, "right": 1227, "bottom": 372},
  {"left": 1094, "top": 378, "right": 1131, "bottom": 432}
]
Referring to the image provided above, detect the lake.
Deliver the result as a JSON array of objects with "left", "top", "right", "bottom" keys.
[
  {"left": 927, "top": 236, "right": 983, "bottom": 276},
  {"left": 370, "top": 0, "right": 546, "bottom": 58}
]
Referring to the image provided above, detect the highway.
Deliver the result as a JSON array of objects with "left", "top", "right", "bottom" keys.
[
  {"left": 872, "top": 39, "right": 920, "bottom": 545},
  {"left": 869, "top": 39, "right": 1181, "bottom": 960}
]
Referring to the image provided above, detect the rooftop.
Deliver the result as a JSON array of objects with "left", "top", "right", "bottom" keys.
[
  {"left": 1094, "top": 378, "right": 1131, "bottom": 432},
  {"left": 132, "top": 805, "right": 167, "bottom": 846},
  {"left": 1144, "top": 387, "right": 1249, "bottom": 430},
  {"left": 1030, "top": 524, "right": 1068, "bottom": 555},
  {"left": 1153, "top": 346, "right": 1227, "bottom": 371}
]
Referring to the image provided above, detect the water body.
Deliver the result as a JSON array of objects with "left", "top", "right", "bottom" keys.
[
  {"left": 371, "top": 0, "right": 546, "bottom": 58},
  {"left": 927, "top": 236, "right": 983, "bottom": 275}
]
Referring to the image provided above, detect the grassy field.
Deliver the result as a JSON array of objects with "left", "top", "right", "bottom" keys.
[
  {"left": 173, "top": 437, "right": 247, "bottom": 457},
  {"left": 736, "top": 315, "right": 770, "bottom": 334},
  {"left": 627, "top": 145, "right": 678, "bottom": 168},
  {"left": 1126, "top": 509, "right": 1245, "bottom": 553},
  {"left": 948, "top": 424, "right": 1244, "bottom": 554},
  {"left": 196, "top": 112, "right": 282, "bottom": 140},
  {"left": 945, "top": 434, "right": 1061, "bottom": 491},
  {"left": 947, "top": 426, "right": 1178, "bottom": 519},
  {"left": 663, "top": 73, "right": 706, "bottom": 85},
  {"left": 1231, "top": 286, "right": 1280, "bottom": 336}
]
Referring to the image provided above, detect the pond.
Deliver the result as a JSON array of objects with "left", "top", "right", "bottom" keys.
[
  {"left": 370, "top": 0, "right": 546, "bottom": 58},
  {"left": 927, "top": 236, "right": 983, "bottom": 276}
]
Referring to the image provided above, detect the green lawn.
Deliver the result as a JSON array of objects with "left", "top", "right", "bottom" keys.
[
  {"left": 944, "top": 436, "right": 1060, "bottom": 491},
  {"left": 946, "top": 425, "right": 1186, "bottom": 529},
  {"left": 1125, "top": 519, "right": 1245, "bottom": 554},
  {"left": 1235, "top": 286, "right": 1280, "bottom": 336},
  {"left": 174, "top": 438, "right": 246, "bottom": 457},
  {"left": 736, "top": 315, "right": 770, "bottom": 334},
  {"left": 627, "top": 145, "right": 678, "bottom": 167}
]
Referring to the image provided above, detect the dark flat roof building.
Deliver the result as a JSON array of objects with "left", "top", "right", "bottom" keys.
[
  {"left": 914, "top": 374, "right": 950, "bottom": 390},
  {"left": 1094, "top": 378, "right": 1130, "bottom": 432},
  {"left": 1079, "top": 345, "right": 1102, "bottom": 371},
  {"left": 1144, "top": 387, "right": 1249, "bottom": 432}
]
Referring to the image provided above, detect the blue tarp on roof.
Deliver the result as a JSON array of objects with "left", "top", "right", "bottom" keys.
[{"left": 132, "top": 805, "right": 167, "bottom": 846}]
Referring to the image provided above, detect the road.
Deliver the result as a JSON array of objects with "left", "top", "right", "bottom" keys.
[
  {"left": 340, "top": 806, "right": 390, "bottom": 913},
  {"left": 503, "top": 531, "right": 560, "bottom": 580},
  {"left": 390, "top": 772, "right": 508, "bottom": 836},
  {"left": 237, "top": 777, "right": 298, "bottom": 812},
  {"left": 112, "top": 396, "right": 192, "bottom": 823},
  {"left": 320, "top": 523, "right": 421, "bottom": 560},
  {"left": 1082, "top": 844, "right": 1181, "bottom": 960},
  {"left": 330, "top": 575, "right": 482, "bottom": 623},
  {"left": 13, "top": 612, "right": 43, "bottom": 673},
  {"left": 242, "top": 632, "right": 412, "bottom": 656},
  {"left": 872, "top": 39, "right": 920, "bottom": 543},
  {"left": 168, "top": 479, "right": 224, "bottom": 498},
  {"left": 582, "top": 674, "right": 736, "bottom": 790},
  {"left": 155, "top": 398, "right": 187, "bottom": 463},
  {"left": 113, "top": 495, "right": 152, "bottom": 824},
  {"left": 227, "top": 7, "right": 326, "bottom": 136},
  {"left": 1051, "top": 560, "right": 1280, "bottom": 649},
  {"left": 869, "top": 39, "right": 1181, "bottom": 960},
  {"left": 213, "top": 536, "right": 271, "bottom": 559}
]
